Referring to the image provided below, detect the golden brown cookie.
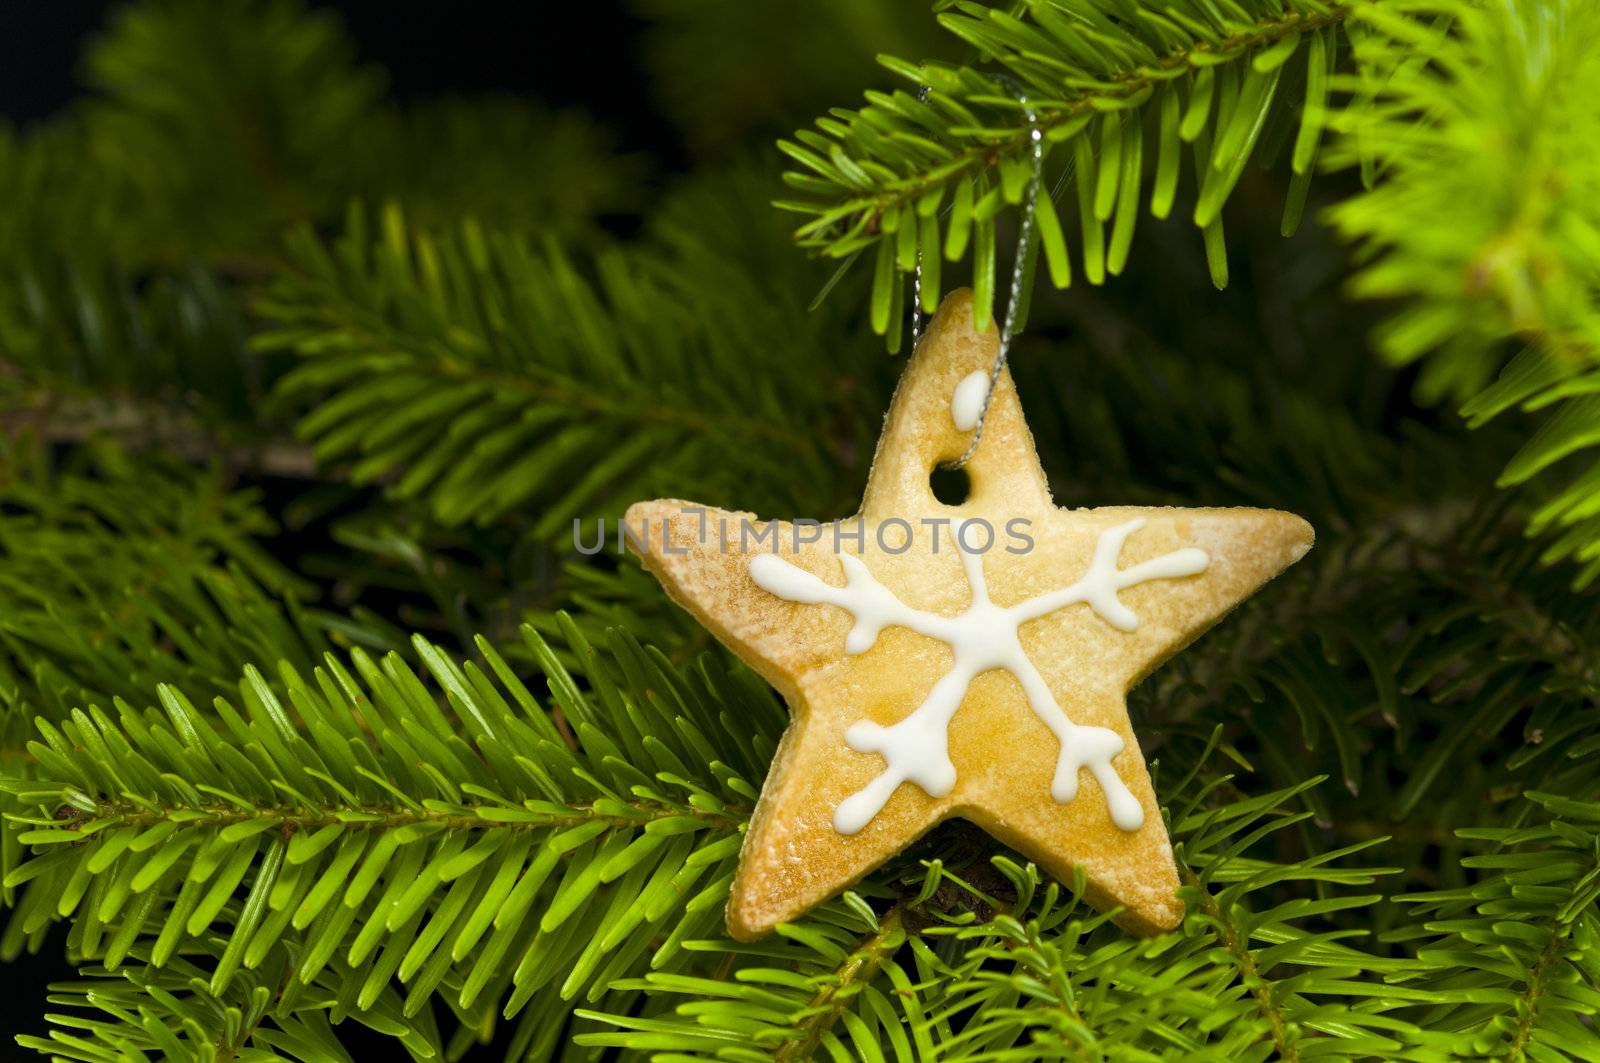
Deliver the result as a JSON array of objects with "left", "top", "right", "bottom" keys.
[{"left": 625, "top": 289, "right": 1313, "bottom": 940}]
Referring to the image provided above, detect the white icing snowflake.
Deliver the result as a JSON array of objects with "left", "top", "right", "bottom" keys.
[{"left": 749, "top": 518, "right": 1208, "bottom": 834}]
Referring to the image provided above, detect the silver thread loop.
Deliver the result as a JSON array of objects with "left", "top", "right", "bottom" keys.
[{"left": 945, "top": 88, "right": 1043, "bottom": 470}]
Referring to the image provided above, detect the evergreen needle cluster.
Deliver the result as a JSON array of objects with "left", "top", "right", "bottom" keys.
[{"left": 1, "top": 0, "right": 1597, "bottom": 1060}]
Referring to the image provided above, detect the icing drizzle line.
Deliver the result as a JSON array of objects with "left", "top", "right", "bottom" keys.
[{"left": 748, "top": 519, "right": 1209, "bottom": 835}]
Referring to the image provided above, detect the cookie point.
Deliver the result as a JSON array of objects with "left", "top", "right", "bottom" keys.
[
  {"left": 936, "top": 286, "right": 974, "bottom": 316},
  {"left": 620, "top": 501, "right": 654, "bottom": 560},
  {"left": 1142, "top": 896, "right": 1186, "bottom": 935},
  {"left": 1242, "top": 509, "right": 1315, "bottom": 567},
  {"left": 1109, "top": 887, "right": 1186, "bottom": 937},
  {"left": 724, "top": 907, "right": 765, "bottom": 943},
  {"left": 1282, "top": 513, "right": 1316, "bottom": 562}
]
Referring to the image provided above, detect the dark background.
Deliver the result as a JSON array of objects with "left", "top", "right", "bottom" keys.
[{"left": 0, "top": 3, "right": 678, "bottom": 162}]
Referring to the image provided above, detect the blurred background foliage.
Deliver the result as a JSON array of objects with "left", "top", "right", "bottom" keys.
[{"left": 0, "top": 0, "right": 1598, "bottom": 1059}]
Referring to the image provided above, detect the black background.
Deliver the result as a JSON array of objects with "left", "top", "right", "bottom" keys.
[{"left": 0, "top": 2, "right": 679, "bottom": 163}]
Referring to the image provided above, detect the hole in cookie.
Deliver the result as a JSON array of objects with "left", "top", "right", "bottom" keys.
[{"left": 929, "top": 465, "right": 970, "bottom": 506}]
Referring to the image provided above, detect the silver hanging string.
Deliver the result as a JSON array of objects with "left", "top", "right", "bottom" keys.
[
  {"left": 910, "top": 245, "right": 926, "bottom": 351},
  {"left": 909, "top": 83, "right": 932, "bottom": 353},
  {"left": 945, "top": 86, "right": 1044, "bottom": 471}
]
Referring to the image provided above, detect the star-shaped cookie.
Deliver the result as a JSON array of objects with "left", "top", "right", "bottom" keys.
[{"left": 626, "top": 289, "right": 1313, "bottom": 939}]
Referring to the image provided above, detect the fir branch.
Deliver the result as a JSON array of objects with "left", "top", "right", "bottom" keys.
[
  {"left": 0, "top": 258, "right": 278, "bottom": 432},
  {"left": 1187, "top": 869, "right": 1301, "bottom": 1061},
  {"left": 259, "top": 185, "right": 881, "bottom": 537},
  {"left": 2, "top": 618, "right": 776, "bottom": 1054},
  {"left": 775, "top": 905, "right": 907, "bottom": 1062},
  {"left": 795, "top": 4, "right": 1348, "bottom": 230},
  {"left": 1329, "top": 0, "right": 1600, "bottom": 586},
  {"left": 1388, "top": 792, "right": 1600, "bottom": 1060},
  {"left": 1505, "top": 918, "right": 1571, "bottom": 1063},
  {"left": 581, "top": 769, "right": 1419, "bottom": 1059},
  {"left": 0, "top": 440, "right": 354, "bottom": 742},
  {"left": 4, "top": 395, "right": 316, "bottom": 479},
  {"left": 20, "top": 939, "right": 443, "bottom": 1062},
  {"left": 783, "top": 0, "right": 1362, "bottom": 339},
  {"left": 51, "top": 793, "right": 744, "bottom": 836}
]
